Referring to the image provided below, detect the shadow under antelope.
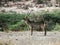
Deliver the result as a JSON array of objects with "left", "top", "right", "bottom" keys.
[{"left": 23, "top": 16, "right": 47, "bottom": 36}]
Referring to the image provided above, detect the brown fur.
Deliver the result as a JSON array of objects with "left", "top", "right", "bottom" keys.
[{"left": 23, "top": 16, "right": 46, "bottom": 36}]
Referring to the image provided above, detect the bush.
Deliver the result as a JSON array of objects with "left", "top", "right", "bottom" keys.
[
  {"left": 27, "top": 10, "right": 60, "bottom": 31},
  {"left": 43, "top": 10, "right": 60, "bottom": 23},
  {"left": 36, "top": 0, "right": 43, "bottom": 4},
  {"left": 43, "top": 10, "right": 60, "bottom": 31},
  {"left": 54, "top": 23, "right": 60, "bottom": 31},
  {"left": 0, "top": 10, "right": 60, "bottom": 31},
  {"left": 9, "top": 20, "right": 29, "bottom": 31},
  {"left": 0, "top": 12, "right": 26, "bottom": 31}
]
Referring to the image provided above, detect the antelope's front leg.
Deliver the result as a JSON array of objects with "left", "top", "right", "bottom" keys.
[
  {"left": 43, "top": 24, "right": 46, "bottom": 36},
  {"left": 31, "top": 26, "right": 33, "bottom": 36}
]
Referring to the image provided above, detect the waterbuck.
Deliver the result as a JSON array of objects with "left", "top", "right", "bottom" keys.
[{"left": 23, "top": 16, "right": 46, "bottom": 36}]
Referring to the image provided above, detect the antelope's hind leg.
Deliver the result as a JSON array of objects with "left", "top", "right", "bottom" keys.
[
  {"left": 40, "top": 24, "right": 46, "bottom": 36},
  {"left": 44, "top": 28, "right": 46, "bottom": 36},
  {"left": 44, "top": 24, "right": 46, "bottom": 36},
  {"left": 44, "top": 23, "right": 46, "bottom": 36},
  {"left": 31, "top": 26, "right": 33, "bottom": 36}
]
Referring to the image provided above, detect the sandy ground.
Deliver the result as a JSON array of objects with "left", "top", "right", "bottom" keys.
[{"left": 0, "top": 31, "right": 60, "bottom": 45}]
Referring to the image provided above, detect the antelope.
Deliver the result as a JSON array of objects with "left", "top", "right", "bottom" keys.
[{"left": 23, "top": 16, "right": 47, "bottom": 36}]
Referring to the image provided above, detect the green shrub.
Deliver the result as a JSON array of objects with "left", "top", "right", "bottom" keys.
[
  {"left": 0, "top": 10, "right": 60, "bottom": 31},
  {"left": 27, "top": 10, "right": 60, "bottom": 31},
  {"left": 54, "top": 23, "right": 60, "bottom": 31},
  {"left": 0, "top": 13, "right": 26, "bottom": 31},
  {"left": 36, "top": 0, "right": 43, "bottom": 4},
  {"left": 9, "top": 20, "right": 29, "bottom": 31}
]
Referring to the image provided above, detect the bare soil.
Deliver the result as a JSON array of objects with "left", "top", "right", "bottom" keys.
[{"left": 0, "top": 31, "right": 60, "bottom": 45}]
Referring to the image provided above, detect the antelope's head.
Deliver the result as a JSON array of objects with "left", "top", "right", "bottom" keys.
[{"left": 23, "top": 16, "right": 29, "bottom": 22}]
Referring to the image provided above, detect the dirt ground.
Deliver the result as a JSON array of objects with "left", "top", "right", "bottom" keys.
[
  {"left": 0, "top": 7, "right": 60, "bottom": 14},
  {"left": 0, "top": 31, "right": 60, "bottom": 45}
]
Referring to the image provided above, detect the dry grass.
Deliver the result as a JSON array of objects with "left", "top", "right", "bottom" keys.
[{"left": 0, "top": 31, "right": 60, "bottom": 45}]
